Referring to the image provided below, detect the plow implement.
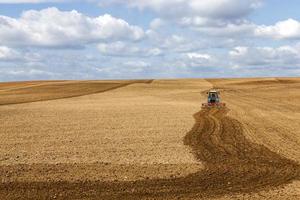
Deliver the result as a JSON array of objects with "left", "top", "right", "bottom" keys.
[{"left": 202, "top": 102, "right": 226, "bottom": 108}]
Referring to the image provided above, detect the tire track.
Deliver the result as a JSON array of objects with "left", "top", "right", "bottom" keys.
[
  {"left": 1, "top": 107, "right": 299, "bottom": 199},
  {"left": 184, "top": 107, "right": 300, "bottom": 194}
]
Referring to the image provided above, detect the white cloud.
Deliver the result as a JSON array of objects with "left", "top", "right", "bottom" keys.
[
  {"left": 97, "top": 41, "right": 162, "bottom": 57},
  {"left": 161, "top": 35, "right": 186, "bottom": 49},
  {"left": 187, "top": 0, "right": 262, "bottom": 19},
  {"left": 255, "top": 19, "right": 300, "bottom": 40},
  {"left": 183, "top": 18, "right": 300, "bottom": 40},
  {"left": 182, "top": 52, "right": 216, "bottom": 68},
  {"left": 186, "top": 53, "right": 211, "bottom": 60},
  {"left": 3, "top": 69, "right": 53, "bottom": 76},
  {"left": 185, "top": 20, "right": 256, "bottom": 37},
  {"left": 0, "top": 7, "right": 144, "bottom": 47},
  {"left": 150, "top": 18, "right": 165, "bottom": 30},
  {"left": 93, "top": 60, "right": 151, "bottom": 77},
  {"left": 112, "top": 0, "right": 261, "bottom": 39},
  {"left": 229, "top": 46, "right": 249, "bottom": 57},
  {"left": 102, "top": 0, "right": 263, "bottom": 40},
  {"left": 229, "top": 45, "right": 300, "bottom": 66},
  {"left": 103, "top": 0, "right": 262, "bottom": 19},
  {"left": 0, "top": 46, "right": 20, "bottom": 60},
  {"left": 123, "top": 61, "right": 150, "bottom": 68},
  {"left": 151, "top": 34, "right": 204, "bottom": 52},
  {"left": 0, "top": 45, "right": 43, "bottom": 63},
  {"left": 1, "top": 1, "right": 300, "bottom": 80}
]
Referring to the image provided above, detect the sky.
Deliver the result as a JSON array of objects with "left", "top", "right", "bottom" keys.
[{"left": 0, "top": 0, "right": 300, "bottom": 81}]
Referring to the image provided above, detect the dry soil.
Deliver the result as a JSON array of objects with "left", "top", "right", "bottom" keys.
[{"left": 0, "top": 78, "right": 299, "bottom": 199}]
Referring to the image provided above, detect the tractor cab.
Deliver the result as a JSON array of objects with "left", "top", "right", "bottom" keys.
[{"left": 207, "top": 90, "right": 220, "bottom": 103}]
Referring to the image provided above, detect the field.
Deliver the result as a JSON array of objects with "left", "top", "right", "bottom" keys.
[{"left": 0, "top": 78, "right": 300, "bottom": 199}]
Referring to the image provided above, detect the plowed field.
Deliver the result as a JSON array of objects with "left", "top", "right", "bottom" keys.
[{"left": 0, "top": 78, "right": 299, "bottom": 199}]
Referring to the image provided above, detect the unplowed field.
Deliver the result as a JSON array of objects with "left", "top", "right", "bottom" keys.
[
  {"left": 0, "top": 78, "right": 299, "bottom": 199},
  {"left": 0, "top": 80, "right": 152, "bottom": 105}
]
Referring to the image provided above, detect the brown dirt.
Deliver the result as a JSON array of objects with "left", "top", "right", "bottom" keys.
[
  {"left": 0, "top": 80, "right": 66, "bottom": 90},
  {"left": 0, "top": 80, "right": 152, "bottom": 106},
  {"left": 0, "top": 78, "right": 300, "bottom": 199},
  {"left": 227, "top": 78, "right": 300, "bottom": 86},
  {"left": 1, "top": 107, "right": 299, "bottom": 199}
]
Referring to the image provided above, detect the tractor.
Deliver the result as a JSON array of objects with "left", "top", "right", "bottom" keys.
[{"left": 202, "top": 89, "right": 226, "bottom": 108}]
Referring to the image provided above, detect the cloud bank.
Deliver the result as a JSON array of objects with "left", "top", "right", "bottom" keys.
[
  {"left": 0, "top": 7, "right": 144, "bottom": 48},
  {"left": 0, "top": 1, "right": 300, "bottom": 81}
]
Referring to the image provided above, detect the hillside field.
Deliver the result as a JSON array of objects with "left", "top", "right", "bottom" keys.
[{"left": 0, "top": 78, "right": 300, "bottom": 199}]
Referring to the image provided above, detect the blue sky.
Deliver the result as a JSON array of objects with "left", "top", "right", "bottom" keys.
[{"left": 0, "top": 0, "right": 299, "bottom": 81}]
